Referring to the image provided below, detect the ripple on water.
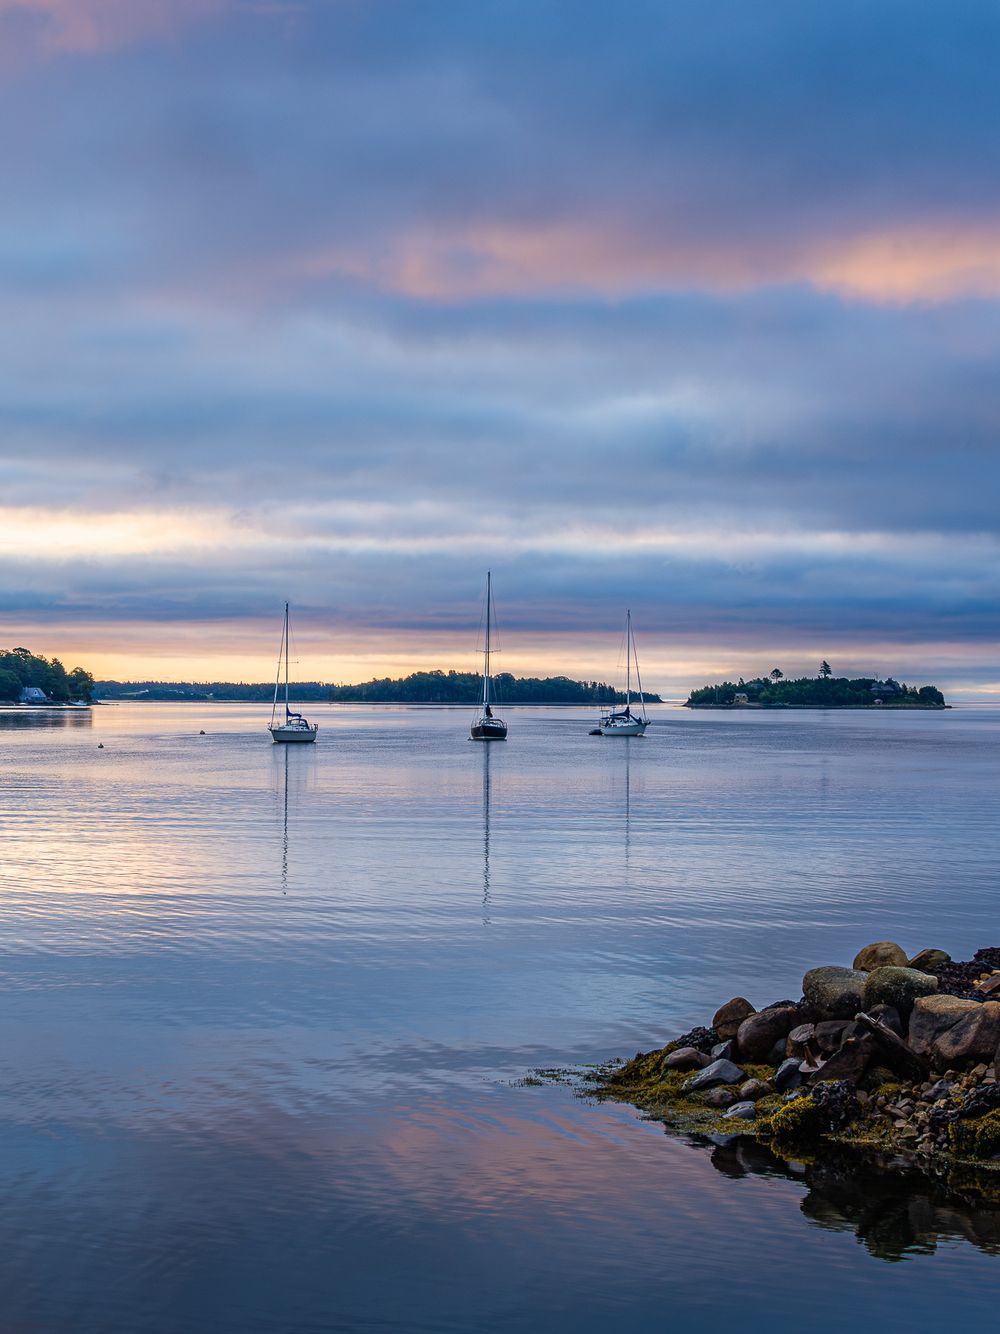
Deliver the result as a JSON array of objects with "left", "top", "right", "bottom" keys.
[{"left": 1, "top": 703, "right": 1000, "bottom": 1330}]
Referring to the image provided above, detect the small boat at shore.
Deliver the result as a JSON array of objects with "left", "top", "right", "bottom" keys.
[
  {"left": 471, "top": 572, "right": 507, "bottom": 741},
  {"left": 597, "top": 609, "right": 648, "bottom": 736},
  {"left": 269, "top": 603, "right": 318, "bottom": 743}
]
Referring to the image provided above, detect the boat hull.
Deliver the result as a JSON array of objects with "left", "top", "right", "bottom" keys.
[
  {"left": 269, "top": 724, "right": 318, "bottom": 743},
  {"left": 598, "top": 720, "right": 648, "bottom": 736},
  {"left": 471, "top": 720, "right": 507, "bottom": 741}
]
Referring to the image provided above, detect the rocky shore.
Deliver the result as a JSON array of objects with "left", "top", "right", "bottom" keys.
[{"left": 597, "top": 942, "right": 1000, "bottom": 1168}]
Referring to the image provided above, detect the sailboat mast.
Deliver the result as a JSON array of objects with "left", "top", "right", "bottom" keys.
[
  {"left": 284, "top": 601, "right": 290, "bottom": 717},
  {"left": 626, "top": 609, "right": 632, "bottom": 711},
  {"left": 483, "top": 572, "right": 491, "bottom": 708}
]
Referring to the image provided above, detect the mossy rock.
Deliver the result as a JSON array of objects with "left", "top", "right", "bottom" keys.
[
  {"left": 862, "top": 965, "right": 938, "bottom": 1016},
  {"left": 768, "top": 1095, "right": 823, "bottom": 1142},
  {"left": 950, "top": 1110, "right": 1000, "bottom": 1159}
]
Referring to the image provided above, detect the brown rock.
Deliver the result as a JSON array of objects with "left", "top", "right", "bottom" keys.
[
  {"left": 738, "top": 1078, "right": 773, "bottom": 1102},
  {"left": 908, "top": 948, "right": 951, "bottom": 972},
  {"left": 735, "top": 1005, "right": 799, "bottom": 1062},
  {"left": 933, "top": 1002, "right": 1000, "bottom": 1067},
  {"left": 815, "top": 1019, "right": 850, "bottom": 1053},
  {"left": 703, "top": 1087, "right": 735, "bottom": 1109},
  {"left": 868, "top": 1003, "right": 903, "bottom": 1036},
  {"left": 808, "top": 1036, "right": 873, "bottom": 1085},
  {"left": 909, "top": 994, "right": 979, "bottom": 1056},
  {"left": 853, "top": 941, "right": 909, "bottom": 971},
  {"left": 662, "top": 1046, "right": 711, "bottom": 1073},
  {"left": 786, "top": 1023, "right": 816, "bottom": 1058},
  {"left": 854, "top": 1011, "right": 928, "bottom": 1081},
  {"left": 712, "top": 997, "right": 756, "bottom": 1041}
]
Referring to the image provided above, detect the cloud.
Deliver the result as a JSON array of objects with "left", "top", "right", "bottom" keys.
[
  {"left": 0, "top": 0, "right": 222, "bottom": 55},
  {"left": 2, "top": 2, "right": 1000, "bottom": 688}
]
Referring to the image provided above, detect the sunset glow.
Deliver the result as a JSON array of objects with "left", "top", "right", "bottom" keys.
[{"left": 1, "top": 1, "right": 998, "bottom": 695}]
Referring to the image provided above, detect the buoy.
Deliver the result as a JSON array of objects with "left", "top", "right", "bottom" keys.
[
  {"left": 199, "top": 730, "right": 206, "bottom": 735},
  {"left": 97, "top": 742, "right": 104, "bottom": 748}
]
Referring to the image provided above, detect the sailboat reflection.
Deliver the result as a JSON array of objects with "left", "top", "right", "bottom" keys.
[
  {"left": 623, "top": 736, "right": 632, "bottom": 866},
  {"left": 481, "top": 743, "right": 492, "bottom": 923},
  {"left": 281, "top": 746, "right": 289, "bottom": 895},
  {"left": 273, "top": 743, "right": 316, "bottom": 895}
]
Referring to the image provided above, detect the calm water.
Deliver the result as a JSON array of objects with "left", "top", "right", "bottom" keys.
[{"left": 1, "top": 701, "right": 999, "bottom": 1331}]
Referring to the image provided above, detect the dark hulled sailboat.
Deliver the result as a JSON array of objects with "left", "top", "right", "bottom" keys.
[{"left": 470, "top": 572, "right": 507, "bottom": 741}]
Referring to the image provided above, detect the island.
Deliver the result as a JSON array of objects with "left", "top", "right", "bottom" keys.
[
  {"left": 95, "top": 671, "right": 662, "bottom": 706},
  {"left": 0, "top": 647, "right": 94, "bottom": 704},
  {"left": 687, "top": 664, "right": 945, "bottom": 709}
]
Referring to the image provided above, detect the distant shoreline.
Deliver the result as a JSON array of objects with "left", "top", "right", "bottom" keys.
[
  {"left": 687, "top": 702, "right": 949, "bottom": 711},
  {"left": 93, "top": 698, "right": 669, "bottom": 708}
]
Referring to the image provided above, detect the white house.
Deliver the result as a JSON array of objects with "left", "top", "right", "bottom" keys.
[{"left": 18, "top": 686, "right": 48, "bottom": 704}]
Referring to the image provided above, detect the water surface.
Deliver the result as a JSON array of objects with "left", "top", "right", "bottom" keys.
[{"left": 1, "top": 702, "right": 999, "bottom": 1330}]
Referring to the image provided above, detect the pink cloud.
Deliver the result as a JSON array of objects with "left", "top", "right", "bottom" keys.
[
  {"left": 0, "top": 0, "right": 223, "bottom": 54},
  {"left": 283, "top": 209, "right": 1000, "bottom": 307}
]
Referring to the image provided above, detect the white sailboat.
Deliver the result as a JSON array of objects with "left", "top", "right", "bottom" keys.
[
  {"left": 597, "top": 609, "right": 649, "bottom": 736},
  {"left": 470, "top": 572, "right": 507, "bottom": 741},
  {"left": 269, "top": 602, "right": 318, "bottom": 743}
]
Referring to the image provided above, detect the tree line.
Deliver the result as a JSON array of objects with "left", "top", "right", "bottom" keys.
[
  {"left": 94, "top": 670, "right": 660, "bottom": 704},
  {"left": 95, "top": 680, "right": 331, "bottom": 702},
  {"left": 0, "top": 648, "right": 95, "bottom": 702},
  {"left": 330, "top": 670, "right": 661, "bottom": 704}
]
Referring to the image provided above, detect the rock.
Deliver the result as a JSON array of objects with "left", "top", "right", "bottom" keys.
[
  {"left": 703, "top": 1087, "right": 736, "bottom": 1108},
  {"left": 712, "top": 997, "right": 755, "bottom": 1041},
  {"left": 739, "top": 1078, "right": 772, "bottom": 1102},
  {"left": 854, "top": 1011, "right": 928, "bottom": 1081},
  {"left": 735, "top": 1006, "right": 799, "bottom": 1062},
  {"left": 786, "top": 1023, "right": 816, "bottom": 1058},
  {"left": 766, "top": 1037, "right": 788, "bottom": 1065},
  {"left": 710, "top": 1040, "right": 735, "bottom": 1061},
  {"left": 909, "top": 995, "right": 980, "bottom": 1055},
  {"left": 671, "top": 1024, "right": 717, "bottom": 1053},
  {"left": 803, "top": 966, "right": 867, "bottom": 1019},
  {"left": 908, "top": 948, "right": 951, "bottom": 972},
  {"left": 774, "top": 1057, "right": 803, "bottom": 1091},
  {"left": 683, "top": 1058, "right": 745, "bottom": 1092},
  {"left": 807, "top": 1036, "right": 873, "bottom": 1086},
  {"left": 662, "top": 1046, "right": 711, "bottom": 1072},
  {"left": 868, "top": 1003, "right": 903, "bottom": 1036},
  {"left": 977, "top": 973, "right": 1000, "bottom": 997},
  {"left": 862, "top": 966, "right": 938, "bottom": 1017},
  {"left": 853, "top": 941, "right": 909, "bottom": 971},
  {"left": 814, "top": 1019, "right": 850, "bottom": 1053},
  {"left": 933, "top": 1002, "right": 1000, "bottom": 1067},
  {"left": 723, "top": 1101, "right": 757, "bottom": 1120}
]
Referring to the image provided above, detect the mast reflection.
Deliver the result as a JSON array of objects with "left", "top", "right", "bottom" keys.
[
  {"left": 482, "top": 743, "right": 492, "bottom": 924},
  {"left": 273, "top": 743, "right": 316, "bottom": 896}
]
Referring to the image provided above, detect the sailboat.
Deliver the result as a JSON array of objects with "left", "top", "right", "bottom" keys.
[
  {"left": 470, "top": 572, "right": 507, "bottom": 741},
  {"left": 597, "top": 609, "right": 649, "bottom": 736},
  {"left": 268, "top": 602, "right": 318, "bottom": 743}
]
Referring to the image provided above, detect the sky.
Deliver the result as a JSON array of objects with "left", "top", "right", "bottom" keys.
[{"left": 1, "top": 0, "right": 999, "bottom": 696}]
